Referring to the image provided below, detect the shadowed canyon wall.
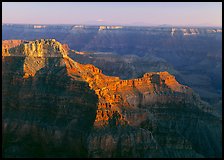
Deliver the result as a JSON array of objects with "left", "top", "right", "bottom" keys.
[{"left": 2, "top": 39, "right": 222, "bottom": 158}]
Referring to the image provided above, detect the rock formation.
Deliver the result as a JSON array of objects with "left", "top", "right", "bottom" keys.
[
  {"left": 2, "top": 39, "right": 98, "bottom": 157},
  {"left": 2, "top": 40, "right": 24, "bottom": 56},
  {"left": 3, "top": 24, "right": 222, "bottom": 107},
  {"left": 2, "top": 39, "right": 222, "bottom": 158},
  {"left": 7, "top": 39, "right": 67, "bottom": 57}
]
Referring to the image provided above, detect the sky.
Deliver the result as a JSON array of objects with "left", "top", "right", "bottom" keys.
[{"left": 2, "top": 2, "right": 222, "bottom": 26}]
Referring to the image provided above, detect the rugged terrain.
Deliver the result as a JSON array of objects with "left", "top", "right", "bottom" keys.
[
  {"left": 2, "top": 39, "right": 222, "bottom": 158},
  {"left": 70, "top": 50, "right": 222, "bottom": 118},
  {"left": 2, "top": 24, "right": 222, "bottom": 114}
]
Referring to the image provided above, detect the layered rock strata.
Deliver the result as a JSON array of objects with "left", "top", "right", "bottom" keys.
[{"left": 2, "top": 39, "right": 221, "bottom": 158}]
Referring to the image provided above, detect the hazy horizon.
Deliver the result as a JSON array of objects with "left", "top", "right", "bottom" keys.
[
  {"left": 2, "top": 2, "right": 222, "bottom": 27},
  {"left": 2, "top": 23, "right": 222, "bottom": 28}
]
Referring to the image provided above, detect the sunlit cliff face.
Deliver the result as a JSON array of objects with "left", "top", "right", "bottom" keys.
[
  {"left": 68, "top": 66, "right": 193, "bottom": 127},
  {"left": 3, "top": 39, "right": 212, "bottom": 127},
  {"left": 3, "top": 39, "right": 69, "bottom": 78},
  {"left": 2, "top": 40, "right": 24, "bottom": 56},
  {"left": 3, "top": 39, "right": 195, "bottom": 127},
  {"left": 2, "top": 39, "right": 221, "bottom": 158}
]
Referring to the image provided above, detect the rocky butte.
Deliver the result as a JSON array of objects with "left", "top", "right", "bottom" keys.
[{"left": 2, "top": 39, "right": 222, "bottom": 158}]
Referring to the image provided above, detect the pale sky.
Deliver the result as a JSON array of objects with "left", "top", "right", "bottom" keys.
[{"left": 2, "top": 2, "right": 222, "bottom": 26}]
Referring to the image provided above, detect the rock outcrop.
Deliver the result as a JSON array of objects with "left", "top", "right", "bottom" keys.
[
  {"left": 7, "top": 39, "right": 67, "bottom": 57},
  {"left": 3, "top": 24, "right": 222, "bottom": 107},
  {"left": 2, "top": 39, "right": 98, "bottom": 157},
  {"left": 2, "top": 40, "right": 24, "bottom": 56},
  {"left": 3, "top": 39, "right": 68, "bottom": 78},
  {"left": 2, "top": 39, "right": 222, "bottom": 158}
]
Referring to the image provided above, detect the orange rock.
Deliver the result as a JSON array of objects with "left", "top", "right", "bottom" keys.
[
  {"left": 2, "top": 40, "right": 24, "bottom": 56},
  {"left": 2, "top": 39, "right": 194, "bottom": 128}
]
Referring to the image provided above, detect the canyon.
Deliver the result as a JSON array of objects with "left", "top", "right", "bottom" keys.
[
  {"left": 2, "top": 39, "right": 222, "bottom": 158},
  {"left": 2, "top": 24, "right": 222, "bottom": 116}
]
